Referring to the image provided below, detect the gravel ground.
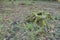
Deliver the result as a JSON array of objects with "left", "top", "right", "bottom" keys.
[
  {"left": 0, "top": 1, "right": 60, "bottom": 21},
  {"left": 0, "top": 1, "right": 60, "bottom": 40}
]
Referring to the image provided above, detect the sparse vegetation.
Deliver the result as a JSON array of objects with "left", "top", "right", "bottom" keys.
[
  {"left": 0, "top": 0, "right": 60, "bottom": 40},
  {"left": 24, "top": 11, "right": 55, "bottom": 40}
]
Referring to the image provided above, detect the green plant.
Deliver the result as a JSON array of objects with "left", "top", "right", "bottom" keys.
[
  {"left": 26, "top": 11, "right": 53, "bottom": 27},
  {"left": 24, "top": 11, "right": 54, "bottom": 40},
  {"left": 25, "top": 23, "right": 34, "bottom": 31}
]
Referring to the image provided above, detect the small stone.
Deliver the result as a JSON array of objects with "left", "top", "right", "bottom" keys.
[{"left": 13, "top": 27, "right": 20, "bottom": 32}]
